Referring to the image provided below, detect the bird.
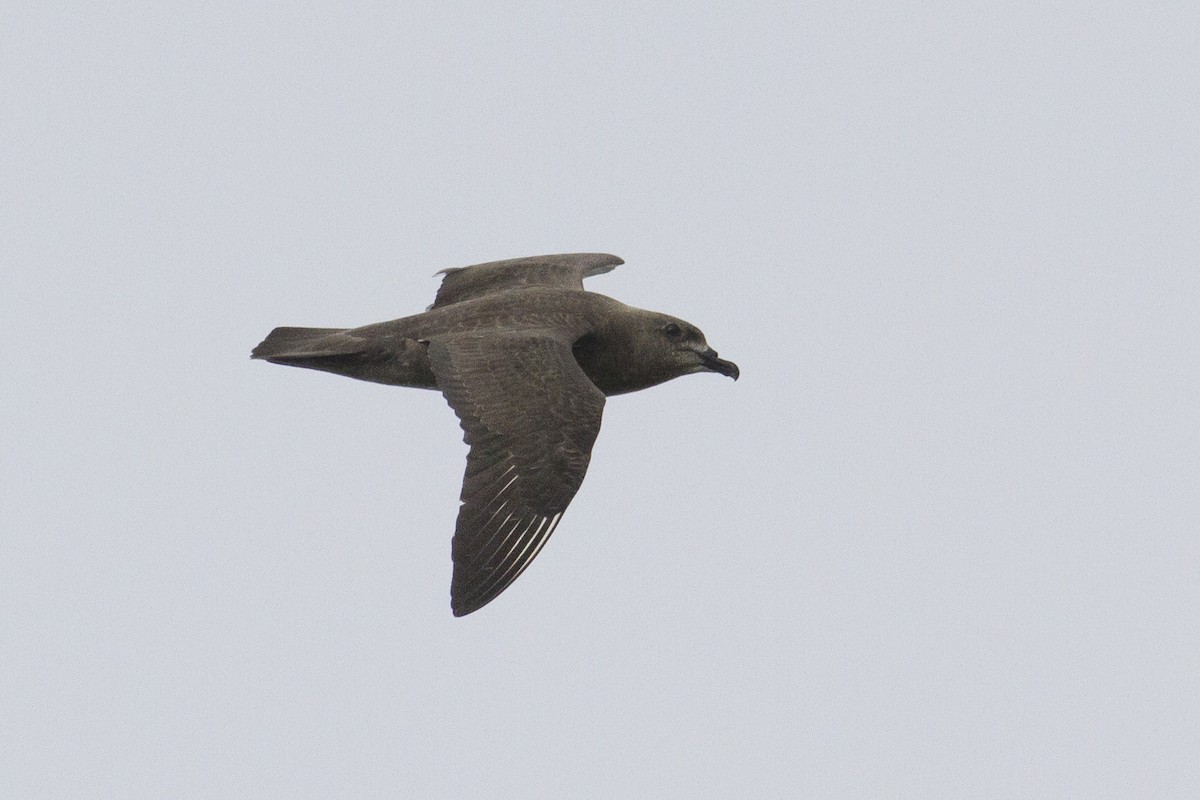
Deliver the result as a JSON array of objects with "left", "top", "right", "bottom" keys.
[{"left": 251, "top": 253, "right": 739, "bottom": 616}]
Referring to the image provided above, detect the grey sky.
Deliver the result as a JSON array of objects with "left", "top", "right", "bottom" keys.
[{"left": 3, "top": 2, "right": 1198, "bottom": 797}]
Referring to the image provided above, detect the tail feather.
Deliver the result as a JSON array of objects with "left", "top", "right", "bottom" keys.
[
  {"left": 250, "top": 327, "right": 349, "bottom": 360},
  {"left": 250, "top": 325, "right": 436, "bottom": 388}
]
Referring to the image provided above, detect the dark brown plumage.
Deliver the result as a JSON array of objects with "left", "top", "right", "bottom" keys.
[{"left": 251, "top": 253, "right": 739, "bottom": 616}]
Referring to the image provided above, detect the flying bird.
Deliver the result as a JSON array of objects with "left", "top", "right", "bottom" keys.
[{"left": 251, "top": 253, "right": 739, "bottom": 616}]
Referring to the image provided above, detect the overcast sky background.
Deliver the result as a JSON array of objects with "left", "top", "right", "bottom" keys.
[{"left": 3, "top": 3, "right": 1198, "bottom": 798}]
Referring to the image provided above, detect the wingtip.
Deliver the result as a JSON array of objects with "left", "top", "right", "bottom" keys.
[
  {"left": 451, "top": 598, "right": 480, "bottom": 617},
  {"left": 582, "top": 254, "right": 623, "bottom": 278}
]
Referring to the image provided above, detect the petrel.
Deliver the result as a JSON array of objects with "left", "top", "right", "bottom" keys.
[{"left": 251, "top": 253, "right": 739, "bottom": 616}]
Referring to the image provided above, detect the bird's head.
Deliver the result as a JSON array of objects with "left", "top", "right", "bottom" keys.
[
  {"left": 576, "top": 309, "right": 739, "bottom": 395},
  {"left": 649, "top": 314, "right": 740, "bottom": 382}
]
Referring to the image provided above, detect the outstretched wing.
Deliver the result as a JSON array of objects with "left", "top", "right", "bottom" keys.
[
  {"left": 430, "top": 253, "right": 622, "bottom": 309},
  {"left": 427, "top": 331, "right": 606, "bottom": 616}
]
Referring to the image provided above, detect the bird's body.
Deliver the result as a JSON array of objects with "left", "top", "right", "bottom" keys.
[
  {"left": 252, "top": 253, "right": 738, "bottom": 615},
  {"left": 255, "top": 288, "right": 615, "bottom": 391}
]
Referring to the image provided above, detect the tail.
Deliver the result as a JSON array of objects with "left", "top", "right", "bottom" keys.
[
  {"left": 250, "top": 326, "right": 437, "bottom": 388},
  {"left": 250, "top": 326, "right": 350, "bottom": 362}
]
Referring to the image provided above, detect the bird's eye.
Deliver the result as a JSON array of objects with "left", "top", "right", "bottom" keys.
[{"left": 663, "top": 323, "right": 683, "bottom": 340}]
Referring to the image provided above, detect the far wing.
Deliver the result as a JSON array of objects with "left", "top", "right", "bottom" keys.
[
  {"left": 426, "top": 331, "right": 606, "bottom": 616},
  {"left": 430, "top": 253, "right": 622, "bottom": 309}
]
